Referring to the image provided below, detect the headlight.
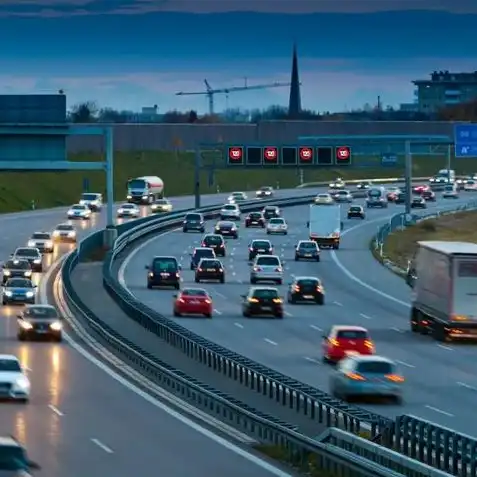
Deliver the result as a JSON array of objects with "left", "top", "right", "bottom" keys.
[
  {"left": 14, "top": 376, "right": 29, "bottom": 389},
  {"left": 27, "top": 240, "right": 35, "bottom": 247},
  {"left": 68, "top": 231, "right": 76, "bottom": 237},
  {"left": 53, "top": 231, "right": 60, "bottom": 237},
  {"left": 33, "top": 259, "right": 41, "bottom": 264},
  {"left": 117, "top": 209, "right": 124, "bottom": 214},
  {"left": 45, "top": 241, "right": 53, "bottom": 248},
  {"left": 3, "top": 270, "right": 10, "bottom": 276},
  {"left": 25, "top": 291, "right": 34, "bottom": 298},
  {"left": 4, "top": 291, "right": 12, "bottom": 296},
  {"left": 24, "top": 271, "right": 31, "bottom": 277},
  {"left": 142, "top": 195, "right": 148, "bottom": 199},
  {"left": 19, "top": 321, "right": 33, "bottom": 330},
  {"left": 67, "top": 210, "right": 73, "bottom": 215},
  {"left": 127, "top": 195, "right": 132, "bottom": 199},
  {"left": 151, "top": 205, "right": 157, "bottom": 209},
  {"left": 50, "top": 321, "right": 62, "bottom": 330}
]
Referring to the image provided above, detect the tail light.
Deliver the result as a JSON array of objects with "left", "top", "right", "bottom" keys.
[
  {"left": 249, "top": 247, "right": 253, "bottom": 251},
  {"left": 329, "top": 338, "right": 340, "bottom": 347},
  {"left": 175, "top": 272, "right": 180, "bottom": 278},
  {"left": 248, "top": 297, "right": 259, "bottom": 303},
  {"left": 220, "top": 244, "right": 224, "bottom": 247},
  {"left": 201, "top": 242, "right": 205, "bottom": 247},
  {"left": 364, "top": 340, "right": 374, "bottom": 350},
  {"left": 275, "top": 267, "right": 282, "bottom": 272},
  {"left": 254, "top": 267, "right": 262, "bottom": 271},
  {"left": 293, "top": 286, "right": 300, "bottom": 292},
  {"left": 272, "top": 298, "right": 282, "bottom": 303},
  {"left": 270, "top": 248, "right": 273, "bottom": 252},
  {"left": 345, "top": 372, "right": 366, "bottom": 381},
  {"left": 178, "top": 298, "right": 185, "bottom": 303},
  {"left": 198, "top": 268, "right": 203, "bottom": 272},
  {"left": 317, "top": 285, "right": 323, "bottom": 292},
  {"left": 385, "top": 374, "right": 404, "bottom": 383},
  {"left": 204, "top": 299, "right": 212, "bottom": 304},
  {"left": 219, "top": 269, "right": 223, "bottom": 272}
]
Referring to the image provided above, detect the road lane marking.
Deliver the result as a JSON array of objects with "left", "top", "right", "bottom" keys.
[
  {"left": 359, "top": 313, "right": 372, "bottom": 320},
  {"left": 234, "top": 322, "right": 243, "bottom": 329},
  {"left": 310, "top": 325, "right": 323, "bottom": 332},
  {"left": 264, "top": 338, "right": 278, "bottom": 346},
  {"left": 437, "top": 344, "right": 453, "bottom": 351},
  {"left": 424, "top": 405, "right": 454, "bottom": 418},
  {"left": 333, "top": 301, "right": 343, "bottom": 306},
  {"left": 284, "top": 311, "right": 293, "bottom": 317},
  {"left": 48, "top": 404, "right": 64, "bottom": 416},
  {"left": 213, "top": 290, "right": 227, "bottom": 299},
  {"left": 457, "top": 382, "right": 477, "bottom": 391},
  {"left": 213, "top": 309, "right": 222, "bottom": 315},
  {"left": 91, "top": 438, "right": 114, "bottom": 453},
  {"left": 391, "top": 327, "right": 403, "bottom": 333},
  {"left": 395, "top": 360, "right": 415, "bottom": 368},
  {"left": 304, "top": 357, "right": 321, "bottom": 365}
]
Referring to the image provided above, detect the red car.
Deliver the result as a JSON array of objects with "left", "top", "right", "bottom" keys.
[
  {"left": 322, "top": 326, "right": 375, "bottom": 363},
  {"left": 413, "top": 184, "right": 430, "bottom": 194},
  {"left": 173, "top": 288, "right": 213, "bottom": 318}
]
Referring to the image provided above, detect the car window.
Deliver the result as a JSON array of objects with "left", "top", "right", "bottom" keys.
[
  {"left": 350, "top": 207, "right": 361, "bottom": 212},
  {"left": 252, "top": 241, "right": 271, "bottom": 248},
  {"left": 0, "top": 445, "right": 27, "bottom": 470},
  {"left": 269, "top": 218, "right": 284, "bottom": 224},
  {"left": 122, "top": 204, "right": 135, "bottom": 209},
  {"left": 318, "top": 194, "right": 329, "bottom": 198},
  {"left": 200, "top": 259, "right": 221, "bottom": 267},
  {"left": 182, "top": 289, "right": 207, "bottom": 297},
  {"left": 204, "top": 236, "right": 222, "bottom": 244},
  {"left": 32, "top": 233, "right": 50, "bottom": 239},
  {"left": 5, "top": 260, "right": 29, "bottom": 269},
  {"left": 15, "top": 249, "right": 35, "bottom": 256},
  {"left": 356, "top": 361, "right": 394, "bottom": 374},
  {"left": 249, "top": 212, "right": 261, "bottom": 217},
  {"left": 71, "top": 205, "right": 85, "bottom": 210},
  {"left": 23, "top": 306, "right": 58, "bottom": 319},
  {"left": 155, "top": 199, "right": 168, "bottom": 204},
  {"left": 336, "top": 330, "right": 368, "bottom": 339},
  {"left": 218, "top": 222, "right": 234, "bottom": 227},
  {"left": 256, "top": 256, "right": 280, "bottom": 266},
  {"left": 56, "top": 224, "right": 74, "bottom": 231},
  {"left": 152, "top": 258, "right": 178, "bottom": 272},
  {"left": 0, "top": 359, "right": 21, "bottom": 372},
  {"left": 185, "top": 214, "right": 201, "bottom": 220},
  {"left": 299, "top": 242, "right": 316, "bottom": 249},
  {"left": 6, "top": 279, "right": 32, "bottom": 287},
  {"left": 264, "top": 206, "right": 276, "bottom": 211},
  {"left": 194, "top": 249, "right": 214, "bottom": 257},
  {"left": 252, "top": 289, "right": 278, "bottom": 298},
  {"left": 223, "top": 205, "right": 236, "bottom": 210},
  {"left": 297, "top": 279, "right": 319, "bottom": 286}
]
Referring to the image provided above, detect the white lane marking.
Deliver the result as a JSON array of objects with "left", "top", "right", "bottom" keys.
[
  {"left": 437, "top": 344, "right": 453, "bottom": 351},
  {"left": 359, "top": 313, "right": 372, "bottom": 320},
  {"left": 234, "top": 322, "right": 244, "bottom": 329},
  {"left": 395, "top": 360, "right": 415, "bottom": 368},
  {"left": 333, "top": 301, "right": 343, "bottom": 306},
  {"left": 48, "top": 404, "right": 64, "bottom": 416},
  {"left": 310, "top": 325, "right": 323, "bottom": 332},
  {"left": 284, "top": 311, "right": 293, "bottom": 317},
  {"left": 457, "top": 381, "right": 477, "bottom": 391},
  {"left": 304, "top": 357, "right": 321, "bottom": 365},
  {"left": 213, "top": 290, "right": 227, "bottom": 299},
  {"left": 213, "top": 309, "right": 222, "bottom": 315},
  {"left": 264, "top": 338, "right": 278, "bottom": 346},
  {"left": 391, "top": 327, "right": 403, "bottom": 333},
  {"left": 424, "top": 405, "right": 454, "bottom": 418},
  {"left": 91, "top": 438, "right": 114, "bottom": 453}
]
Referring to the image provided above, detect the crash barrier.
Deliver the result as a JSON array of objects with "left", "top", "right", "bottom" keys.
[{"left": 298, "top": 176, "right": 430, "bottom": 189}]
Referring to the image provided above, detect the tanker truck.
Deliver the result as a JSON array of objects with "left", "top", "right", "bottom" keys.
[{"left": 127, "top": 176, "right": 164, "bottom": 205}]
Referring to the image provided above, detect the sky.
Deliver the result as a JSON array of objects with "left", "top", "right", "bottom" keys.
[{"left": 1, "top": 1, "right": 476, "bottom": 113}]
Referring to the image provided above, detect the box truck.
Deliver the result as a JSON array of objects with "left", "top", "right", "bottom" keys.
[{"left": 307, "top": 204, "right": 342, "bottom": 249}]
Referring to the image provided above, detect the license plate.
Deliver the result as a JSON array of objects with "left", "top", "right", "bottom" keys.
[
  {"left": 251, "top": 221, "right": 257, "bottom": 224},
  {"left": 304, "top": 295, "right": 314, "bottom": 299},
  {"left": 36, "top": 329, "right": 47, "bottom": 333},
  {"left": 262, "top": 307, "right": 272, "bottom": 311},
  {"left": 223, "top": 231, "right": 230, "bottom": 234},
  {"left": 160, "top": 273, "right": 169, "bottom": 277},
  {"left": 305, "top": 254, "right": 312, "bottom": 257},
  {"left": 190, "top": 300, "right": 200, "bottom": 304},
  {"left": 206, "top": 269, "right": 215, "bottom": 272},
  {"left": 258, "top": 250, "right": 265, "bottom": 252}
]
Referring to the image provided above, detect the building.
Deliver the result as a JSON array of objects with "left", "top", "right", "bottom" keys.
[{"left": 413, "top": 71, "right": 477, "bottom": 113}]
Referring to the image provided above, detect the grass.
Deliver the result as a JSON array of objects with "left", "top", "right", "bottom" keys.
[
  {"left": 381, "top": 210, "right": 477, "bottom": 269},
  {"left": 1, "top": 150, "right": 476, "bottom": 214}
]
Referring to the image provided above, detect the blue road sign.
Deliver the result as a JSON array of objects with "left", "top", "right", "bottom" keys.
[
  {"left": 455, "top": 124, "right": 477, "bottom": 157},
  {"left": 381, "top": 153, "right": 397, "bottom": 165}
]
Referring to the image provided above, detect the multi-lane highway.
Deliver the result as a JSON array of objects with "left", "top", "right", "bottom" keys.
[
  {"left": 120, "top": 193, "right": 477, "bottom": 437},
  {"left": 0, "top": 190, "right": 306, "bottom": 477}
]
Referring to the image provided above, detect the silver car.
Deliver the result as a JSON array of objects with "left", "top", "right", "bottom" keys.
[
  {"left": 250, "top": 255, "right": 283, "bottom": 285},
  {"left": 333, "top": 190, "right": 353, "bottom": 202},
  {"left": 117, "top": 203, "right": 140, "bottom": 218},
  {"left": 220, "top": 203, "right": 241, "bottom": 220},
  {"left": 27, "top": 232, "right": 54, "bottom": 253}
]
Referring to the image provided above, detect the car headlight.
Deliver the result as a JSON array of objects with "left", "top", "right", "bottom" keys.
[
  {"left": 4, "top": 291, "right": 12, "bottom": 296},
  {"left": 117, "top": 209, "right": 123, "bottom": 214},
  {"left": 27, "top": 240, "right": 35, "bottom": 247},
  {"left": 127, "top": 195, "right": 132, "bottom": 199},
  {"left": 14, "top": 376, "right": 30, "bottom": 389},
  {"left": 50, "top": 321, "right": 62, "bottom": 331},
  {"left": 142, "top": 195, "right": 148, "bottom": 199},
  {"left": 3, "top": 270, "right": 10, "bottom": 276},
  {"left": 45, "top": 241, "right": 53, "bottom": 248},
  {"left": 33, "top": 259, "right": 41, "bottom": 264},
  {"left": 53, "top": 231, "right": 60, "bottom": 237},
  {"left": 25, "top": 291, "right": 34, "bottom": 298},
  {"left": 68, "top": 231, "right": 76, "bottom": 237},
  {"left": 24, "top": 271, "right": 31, "bottom": 277},
  {"left": 19, "top": 321, "right": 33, "bottom": 329}
]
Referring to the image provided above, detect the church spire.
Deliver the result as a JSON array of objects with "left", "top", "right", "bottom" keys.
[{"left": 288, "top": 43, "right": 302, "bottom": 118}]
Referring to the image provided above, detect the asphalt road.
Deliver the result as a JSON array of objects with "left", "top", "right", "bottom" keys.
[
  {"left": 0, "top": 188, "right": 307, "bottom": 477},
  {"left": 121, "top": 192, "right": 477, "bottom": 437}
]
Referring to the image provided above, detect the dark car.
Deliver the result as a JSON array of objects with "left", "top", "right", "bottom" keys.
[
  {"left": 394, "top": 192, "right": 406, "bottom": 204},
  {"left": 248, "top": 239, "right": 273, "bottom": 261},
  {"left": 201, "top": 234, "right": 226, "bottom": 256},
  {"left": 287, "top": 277, "right": 325, "bottom": 305},
  {"left": 295, "top": 240, "right": 320, "bottom": 261},
  {"left": 241, "top": 287, "right": 283, "bottom": 318},
  {"left": 214, "top": 221, "right": 238, "bottom": 238},
  {"left": 17, "top": 304, "right": 63, "bottom": 342},
  {"left": 411, "top": 196, "right": 426, "bottom": 208},
  {"left": 146, "top": 256, "right": 181, "bottom": 289},
  {"left": 182, "top": 213, "right": 205, "bottom": 233},
  {"left": 11, "top": 248, "right": 42, "bottom": 272},
  {"left": 2, "top": 259, "right": 32, "bottom": 285},
  {"left": 0, "top": 436, "right": 40, "bottom": 475},
  {"left": 422, "top": 190, "right": 436, "bottom": 201},
  {"left": 262, "top": 206, "right": 280, "bottom": 220},
  {"left": 190, "top": 247, "right": 216, "bottom": 270},
  {"left": 195, "top": 259, "right": 225, "bottom": 283},
  {"left": 245, "top": 212, "right": 265, "bottom": 228},
  {"left": 347, "top": 205, "right": 365, "bottom": 219}
]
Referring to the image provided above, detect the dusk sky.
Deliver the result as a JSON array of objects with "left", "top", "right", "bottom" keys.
[{"left": 1, "top": 1, "right": 476, "bottom": 113}]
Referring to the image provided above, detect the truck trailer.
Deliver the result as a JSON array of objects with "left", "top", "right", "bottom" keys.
[
  {"left": 307, "top": 204, "right": 341, "bottom": 249},
  {"left": 127, "top": 176, "right": 164, "bottom": 204},
  {"left": 409, "top": 241, "right": 477, "bottom": 341}
]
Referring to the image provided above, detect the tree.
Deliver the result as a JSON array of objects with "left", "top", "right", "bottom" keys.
[
  {"left": 162, "top": 110, "right": 189, "bottom": 123},
  {"left": 438, "top": 99, "right": 477, "bottom": 121},
  {"left": 69, "top": 101, "right": 98, "bottom": 122},
  {"left": 188, "top": 110, "right": 198, "bottom": 123},
  {"left": 98, "top": 107, "right": 131, "bottom": 123}
]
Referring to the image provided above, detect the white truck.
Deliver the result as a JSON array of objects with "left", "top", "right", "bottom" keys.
[
  {"left": 408, "top": 241, "right": 477, "bottom": 341},
  {"left": 127, "top": 176, "right": 164, "bottom": 204},
  {"left": 307, "top": 204, "right": 341, "bottom": 249}
]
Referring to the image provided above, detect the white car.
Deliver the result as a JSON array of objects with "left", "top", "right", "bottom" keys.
[
  {"left": 228, "top": 191, "right": 248, "bottom": 203},
  {"left": 329, "top": 178, "right": 345, "bottom": 189},
  {"left": 79, "top": 192, "right": 103, "bottom": 211},
  {"left": 117, "top": 203, "right": 140, "bottom": 218},
  {"left": 67, "top": 204, "right": 92, "bottom": 220},
  {"left": 52, "top": 223, "right": 76, "bottom": 243},
  {"left": 464, "top": 180, "right": 477, "bottom": 191},
  {"left": 27, "top": 232, "right": 54, "bottom": 253},
  {"left": 314, "top": 193, "right": 334, "bottom": 205},
  {"left": 333, "top": 190, "right": 353, "bottom": 203},
  {"left": 256, "top": 186, "right": 273, "bottom": 198},
  {"left": 0, "top": 355, "right": 30, "bottom": 402},
  {"left": 220, "top": 203, "right": 241, "bottom": 220},
  {"left": 250, "top": 255, "right": 283, "bottom": 285},
  {"left": 266, "top": 218, "right": 288, "bottom": 235},
  {"left": 442, "top": 185, "right": 459, "bottom": 199}
]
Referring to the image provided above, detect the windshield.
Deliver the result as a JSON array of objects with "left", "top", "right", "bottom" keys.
[
  {"left": 445, "top": 185, "right": 454, "bottom": 191},
  {"left": 269, "top": 218, "right": 284, "bottom": 224},
  {"left": 253, "top": 289, "right": 278, "bottom": 298},
  {"left": 337, "top": 190, "right": 348, "bottom": 195},
  {"left": 0, "top": 359, "right": 21, "bottom": 372},
  {"left": 71, "top": 205, "right": 85, "bottom": 210},
  {"left": 81, "top": 193, "right": 98, "bottom": 200},
  {"left": 299, "top": 242, "right": 317, "bottom": 249},
  {"left": 128, "top": 179, "right": 146, "bottom": 189},
  {"left": 350, "top": 207, "right": 361, "bottom": 212},
  {"left": 356, "top": 361, "right": 394, "bottom": 374},
  {"left": 57, "top": 225, "right": 73, "bottom": 231},
  {"left": 0, "top": 446, "right": 27, "bottom": 471},
  {"left": 368, "top": 189, "right": 382, "bottom": 197},
  {"left": 337, "top": 330, "right": 368, "bottom": 339},
  {"left": 232, "top": 192, "right": 243, "bottom": 197},
  {"left": 32, "top": 233, "right": 50, "bottom": 239},
  {"left": 249, "top": 212, "right": 261, "bottom": 218},
  {"left": 200, "top": 260, "right": 221, "bottom": 267},
  {"left": 223, "top": 205, "right": 236, "bottom": 210},
  {"left": 154, "top": 199, "right": 168, "bottom": 204},
  {"left": 15, "top": 249, "right": 36, "bottom": 256},
  {"left": 185, "top": 214, "right": 201, "bottom": 221},
  {"left": 256, "top": 256, "right": 279, "bottom": 266},
  {"left": 264, "top": 207, "right": 277, "bottom": 211},
  {"left": 204, "top": 236, "right": 222, "bottom": 244},
  {"left": 318, "top": 194, "right": 329, "bottom": 198},
  {"left": 5, "top": 260, "right": 29, "bottom": 269},
  {"left": 182, "top": 289, "right": 207, "bottom": 297},
  {"left": 24, "top": 306, "right": 58, "bottom": 319},
  {"left": 152, "top": 258, "right": 178, "bottom": 272},
  {"left": 6, "top": 279, "right": 32, "bottom": 288},
  {"left": 297, "top": 279, "right": 319, "bottom": 286},
  {"left": 121, "top": 204, "right": 135, "bottom": 209},
  {"left": 252, "top": 241, "right": 271, "bottom": 248},
  {"left": 218, "top": 222, "right": 234, "bottom": 228}
]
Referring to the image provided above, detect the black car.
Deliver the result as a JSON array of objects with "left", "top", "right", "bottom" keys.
[
  {"left": 2, "top": 259, "right": 32, "bottom": 285},
  {"left": 287, "top": 277, "right": 325, "bottom": 305},
  {"left": 422, "top": 190, "right": 436, "bottom": 201},
  {"left": 347, "top": 205, "right": 365, "bottom": 219},
  {"left": 411, "top": 197, "right": 427, "bottom": 208},
  {"left": 190, "top": 247, "right": 216, "bottom": 270},
  {"left": 183, "top": 213, "right": 205, "bottom": 233},
  {"left": 241, "top": 287, "right": 283, "bottom": 318},
  {"left": 262, "top": 206, "right": 280, "bottom": 219},
  {"left": 201, "top": 234, "right": 226, "bottom": 256},
  {"left": 395, "top": 192, "right": 406, "bottom": 204},
  {"left": 146, "top": 256, "right": 181, "bottom": 289},
  {"left": 11, "top": 247, "right": 42, "bottom": 272},
  {"left": 245, "top": 212, "right": 265, "bottom": 228},
  {"left": 195, "top": 259, "right": 225, "bottom": 283},
  {"left": 295, "top": 241, "right": 320, "bottom": 261},
  {"left": 0, "top": 436, "right": 40, "bottom": 475},
  {"left": 214, "top": 221, "right": 238, "bottom": 238},
  {"left": 248, "top": 239, "right": 273, "bottom": 261},
  {"left": 17, "top": 304, "right": 63, "bottom": 342}
]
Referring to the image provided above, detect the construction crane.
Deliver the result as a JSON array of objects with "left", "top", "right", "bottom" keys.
[{"left": 176, "top": 79, "right": 292, "bottom": 115}]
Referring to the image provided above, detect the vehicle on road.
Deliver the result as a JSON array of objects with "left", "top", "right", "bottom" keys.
[
  {"left": 329, "top": 178, "right": 345, "bottom": 189},
  {"left": 67, "top": 203, "right": 91, "bottom": 220},
  {"left": 146, "top": 256, "right": 181, "bottom": 289},
  {"left": 1, "top": 260, "right": 31, "bottom": 285},
  {"left": 117, "top": 203, "right": 140, "bottom": 218},
  {"left": 79, "top": 192, "right": 103, "bottom": 211},
  {"left": 249, "top": 240, "right": 273, "bottom": 261},
  {"left": 0, "top": 355, "right": 30, "bottom": 402},
  {"left": 314, "top": 193, "right": 334, "bottom": 205},
  {"left": 0, "top": 436, "right": 40, "bottom": 473},
  {"left": 287, "top": 277, "right": 324, "bottom": 304},
  {"left": 17, "top": 304, "right": 63, "bottom": 342},
  {"left": 294, "top": 240, "right": 320, "bottom": 261},
  {"left": 464, "top": 179, "right": 477, "bottom": 191},
  {"left": 410, "top": 196, "right": 426, "bottom": 208},
  {"left": 256, "top": 186, "right": 274, "bottom": 198},
  {"left": 52, "top": 223, "right": 76, "bottom": 243},
  {"left": 11, "top": 248, "right": 42, "bottom": 272},
  {"left": 27, "top": 232, "right": 54, "bottom": 253},
  {"left": 195, "top": 259, "right": 224, "bottom": 283},
  {"left": 442, "top": 183, "right": 459, "bottom": 199},
  {"left": 262, "top": 205, "right": 281, "bottom": 219},
  {"left": 127, "top": 176, "right": 164, "bottom": 204},
  {"left": 227, "top": 191, "right": 247, "bottom": 203},
  {"left": 421, "top": 190, "right": 436, "bottom": 201},
  {"left": 347, "top": 205, "right": 365, "bottom": 219},
  {"left": 151, "top": 198, "right": 173, "bottom": 213},
  {"left": 2, "top": 278, "right": 36, "bottom": 305},
  {"left": 394, "top": 192, "right": 406, "bottom": 204},
  {"left": 214, "top": 220, "right": 238, "bottom": 238},
  {"left": 250, "top": 255, "right": 283, "bottom": 284},
  {"left": 322, "top": 326, "right": 374, "bottom": 364},
  {"left": 386, "top": 187, "right": 401, "bottom": 201},
  {"left": 356, "top": 181, "right": 373, "bottom": 189},
  {"left": 190, "top": 247, "right": 216, "bottom": 270},
  {"left": 266, "top": 217, "right": 288, "bottom": 235},
  {"left": 332, "top": 190, "right": 353, "bottom": 203},
  {"left": 182, "top": 212, "right": 205, "bottom": 233},
  {"left": 241, "top": 287, "right": 283, "bottom": 318},
  {"left": 413, "top": 184, "right": 430, "bottom": 194},
  {"left": 308, "top": 204, "right": 341, "bottom": 249},
  {"left": 366, "top": 187, "right": 388, "bottom": 208},
  {"left": 220, "top": 203, "right": 241, "bottom": 220},
  {"left": 201, "top": 234, "right": 226, "bottom": 256},
  {"left": 245, "top": 212, "right": 265, "bottom": 228},
  {"left": 173, "top": 288, "right": 212, "bottom": 318}
]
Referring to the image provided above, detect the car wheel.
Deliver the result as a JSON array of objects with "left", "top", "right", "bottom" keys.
[
  {"left": 276, "top": 279, "right": 282, "bottom": 285},
  {"left": 322, "top": 355, "right": 331, "bottom": 364},
  {"left": 147, "top": 283, "right": 152, "bottom": 289},
  {"left": 294, "top": 255, "right": 299, "bottom": 261},
  {"left": 205, "top": 313, "right": 212, "bottom": 318},
  {"left": 317, "top": 297, "right": 324, "bottom": 305},
  {"left": 173, "top": 310, "right": 181, "bottom": 317},
  {"left": 19, "top": 398, "right": 29, "bottom": 404},
  {"left": 242, "top": 310, "right": 250, "bottom": 317},
  {"left": 316, "top": 256, "right": 320, "bottom": 262},
  {"left": 17, "top": 333, "right": 26, "bottom": 341},
  {"left": 249, "top": 255, "right": 253, "bottom": 261},
  {"left": 275, "top": 313, "right": 283, "bottom": 319},
  {"left": 288, "top": 296, "right": 295, "bottom": 304},
  {"left": 393, "top": 395, "right": 403, "bottom": 405},
  {"left": 195, "top": 277, "right": 200, "bottom": 283},
  {"left": 332, "top": 244, "right": 339, "bottom": 250},
  {"left": 54, "top": 336, "right": 63, "bottom": 343},
  {"left": 266, "top": 231, "right": 270, "bottom": 235},
  {"left": 220, "top": 277, "right": 224, "bottom": 283},
  {"left": 2, "top": 301, "right": 5, "bottom": 305},
  {"left": 245, "top": 224, "right": 249, "bottom": 228},
  {"left": 250, "top": 278, "right": 256, "bottom": 284}
]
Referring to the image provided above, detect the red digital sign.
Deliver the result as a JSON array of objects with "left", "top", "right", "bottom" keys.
[
  {"left": 228, "top": 146, "right": 244, "bottom": 164},
  {"left": 263, "top": 146, "right": 278, "bottom": 163},
  {"left": 336, "top": 146, "right": 351, "bottom": 163},
  {"left": 298, "top": 146, "right": 314, "bottom": 163}
]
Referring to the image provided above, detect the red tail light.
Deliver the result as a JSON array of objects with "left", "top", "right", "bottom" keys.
[
  {"left": 198, "top": 268, "right": 203, "bottom": 272},
  {"left": 178, "top": 298, "right": 185, "bottom": 303},
  {"left": 249, "top": 247, "right": 253, "bottom": 251},
  {"left": 220, "top": 244, "right": 224, "bottom": 247},
  {"left": 204, "top": 299, "right": 212, "bottom": 304}
]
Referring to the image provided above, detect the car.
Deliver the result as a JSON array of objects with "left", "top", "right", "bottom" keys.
[
  {"left": 150, "top": 198, "right": 173, "bottom": 213},
  {"left": 287, "top": 276, "right": 324, "bottom": 304},
  {"left": 329, "top": 178, "right": 345, "bottom": 189},
  {"left": 145, "top": 256, "right": 181, "bottom": 289},
  {"left": 332, "top": 190, "right": 353, "bottom": 203},
  {"left": 241, "top": 287, "right": 283, "bottom": 318},
  {"left": 11, "top": 248, "right": 42, "bottom": 272},
  {"left": 266, "top": 217, "right": 288, "bottom": 235},
  {"left": 249, "top": 239, "right": 273, "bottom": 261},
  {"left": 314, "top": 193, "right": 334, "bottom": 205},
  {"left": 195, "top": 259, "right": 225, "bottom": 283},
  {"left": 410, "top": 196, "right": 426, "bottom": 208},
  {"left": 394, "top": 192, "right": 406, "bottom": 204},
  {"left": 173, "top": 288, "right": 212, "bottom": 318},
  {"left": 329, "top": 355, "right": 403, "bottom": 404},
  {"left": 0, "top": 436, "right": 40, "bottom": 473},
  {"left": 27, "top": 232, "right": 54, "bottom": 253},
  {"left": 52, "top": 223, "right": 77, "bottom": 243},
  {"left": 442, "top": 185, "right": 459, "bottom": 199},
  {"left": 356, "top": 181, "right": 373, "bottom": 189},
  {"left": 413, "top": 184, "right": 430, "bottom": 194},
  {"left": 295, "top": 240, "right": 320, "bottom": 261},
  {"left": 245, "top": 212, "right": 265, "bottom": 228},
  {"left": 182, "top": 212, "right": 205, "bottom": 233},
  {"left": 227, "top": 191, "right": 248, "bottom": 203},
  {"left": 347, "top": 205, "right": 365, "bottom": 219},
  {"left": 464, "top": 179, "right": 477, "bottom": 191},
  {"left": 79, "top": 192, "right": 103, "bottom": 211},
  {"left": 256, "top": 186, "right": 274, "bottom": 198},
  {"left": 201, "top": 234, "right": 226, "bottom": 256},
  {"left": 1, "top": 260, "right": 32, "bottom": 285},
  {"left": 17, "top": 304, "right": 63, "bottom": 342},
  {"left": 2, "top": 278, "right": 37, "bottom": 305},
  {"left": 421, "top": 190, "right": 436, "bottom": 201},
  {"left": 190, "top": 247, "right": 216, "bottom": 270},
  {"left": 220, "top": 203, "right": 241, "bottom": 220},
  {"left": 117, "top": 203, "right": 140, "bottom": 218},
  {"left": 0, "top": 355, "right": 30, "bottom": 402},
  {"left": 262, "top": 205, "right": 280, "bottom": 219},
  {"left": 67, "top": 203, "right": 92, "bottom": 220},
  {"left": 386, "top": 187, "right": 401, "bottom": 201},
  {"left": 214, "top": 220, "right": 238, "bottom": 238},
  {"left": 250, "top": 255, "right": 283, "bottom": 284},
  {"left": 322, "top": 326, "right": 375, "bottom": 364}
]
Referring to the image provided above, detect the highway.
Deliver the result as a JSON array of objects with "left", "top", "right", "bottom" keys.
[
  {"left": 120, "top": 193, "right": 477, "bottom": 437},
  {"left": 0, "top": 189, "right": 305, "bottom": 477}
]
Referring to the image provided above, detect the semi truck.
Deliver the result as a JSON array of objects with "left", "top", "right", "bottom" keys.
[
  {"left": 127, "top": 176, "right": 164, "bottom": 204},
  {"left": 408, "top": 241, "right": 477, "bottom": 341},
  {"left": 307, "top": 204, "right": 341, "bottom": 249}
]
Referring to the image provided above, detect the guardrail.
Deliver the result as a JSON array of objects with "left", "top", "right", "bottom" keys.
[{"left": 297, "top": 176, "right": 430, "bottom": 189}]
